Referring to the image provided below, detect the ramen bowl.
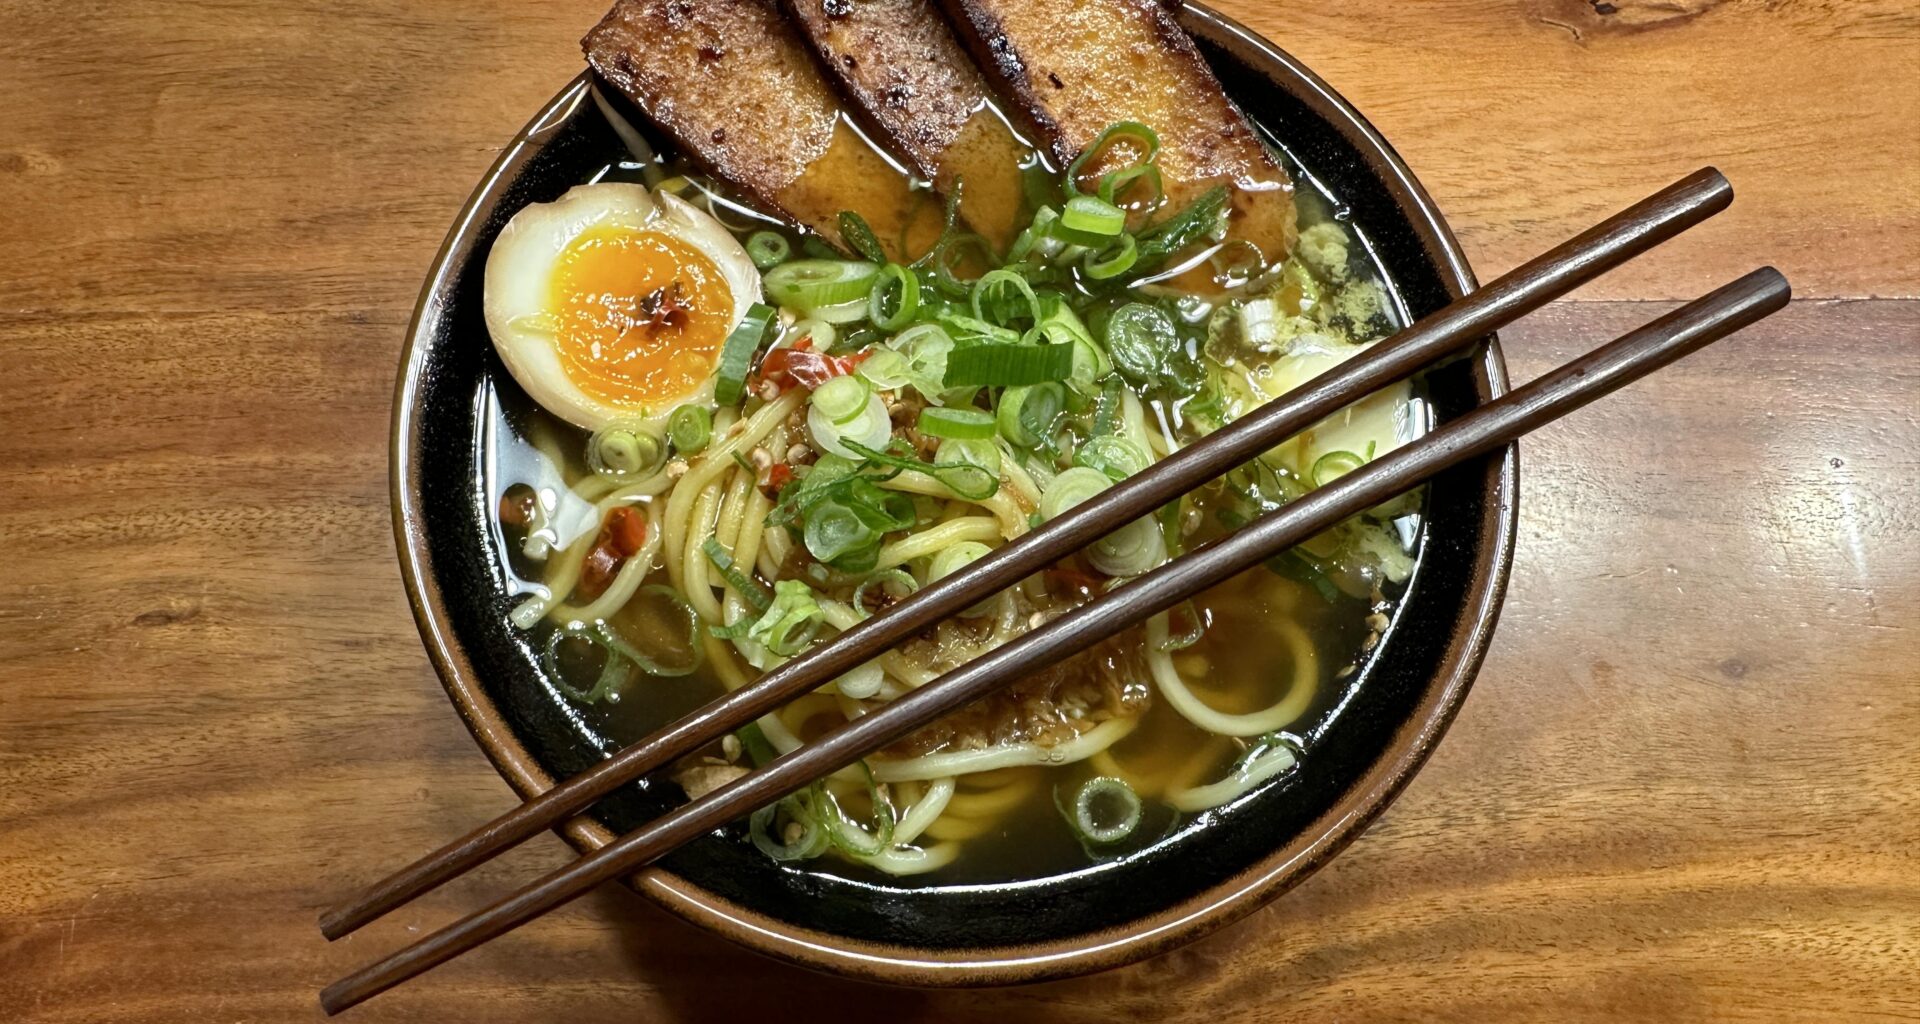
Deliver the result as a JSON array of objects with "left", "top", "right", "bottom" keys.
[{"left": 392, "top": 2, "right": 1516, "bottom": 985}]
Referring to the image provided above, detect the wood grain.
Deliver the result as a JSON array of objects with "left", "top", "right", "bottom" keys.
[{"left": 1, "top": 1, "right": 1915, "bottom": 1021}]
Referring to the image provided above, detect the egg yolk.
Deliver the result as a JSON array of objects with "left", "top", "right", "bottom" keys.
[{"left": 549, "top": 224, "right": 734, "bottom": 410}]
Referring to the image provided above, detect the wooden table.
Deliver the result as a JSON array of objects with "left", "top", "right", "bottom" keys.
[{"left": 3, "top": 2, "right": 1915, "bottom": 1020}]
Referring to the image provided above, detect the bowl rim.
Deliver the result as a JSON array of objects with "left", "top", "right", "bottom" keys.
[{"left": 391, "top": 1, "right": 1517, "bottom": 986}]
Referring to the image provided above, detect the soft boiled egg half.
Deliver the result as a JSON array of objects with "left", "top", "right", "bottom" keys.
[{"left": 484, "top": 182, "right": 761, "bottom": 431}]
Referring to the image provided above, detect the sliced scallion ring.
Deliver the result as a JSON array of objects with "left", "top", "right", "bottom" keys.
[
  {"left": 1082, "top": 233, "right": 1139, "bottom": 280},
  {"left": 917, "top": 406, "right": 996, "bottom": 440},
  {"left": 936, "top": 436, "right": 1001, "bottom": 478},
  {"left": 1088, "top": 515, "right": 1166, "bottom": 576},
  {"left": 713, "top": 302, "right": 776, "bottom": 405},
  {"left": 1103, "top": 302, "right": 1176, "bottom": 383},
  {"left": 1071, "top": 776, "right": 1142, "bottom": 844},
  {"left": 746, "top": 230, "right": 791, "bottom": 269},
  {"left": 750, "top": 794, "right": 829, "bottom": 862},
  {"left": 944, "top": 343, "right": 1075, "bottom": 389},
  {"left": 1065, "top": 121, "right": 1161, "bottom": 197},
  {"left": 928, "top": 540, "right": 996, "bottom": 617},
  {"left": 1074, "top": 434, "right": 1150, "bottom": 480},
  {"left": 996, "top": 382, "right": 1067, "bottom": 449},
  {"left": 764, "top": 259, "right": 881, "bottom": 311},
  {"left": 868, "top": 263, "right": 922, "bottom": 331},
  {"left": 586, "top": 423, "right": 666, "bottom": 478},
  {"left": 1061, "top": 195, "right": 1127, "bottom": 238},
  {"left": 969, "top": 268, "right": 1042, "bottom": 329},
  {"left": 1310, "top": 449, "right": 1367, "bottom": 487},
  {"left": 1040, "top": 465, "right": 1112, "bottom": 520},
  {"left": 811, "top": 374, "right": 872, "bottom": 425},
  {"left": 668, "top": 404, "right": 712, "bottom": 454},
  {"left": 851, "top": 569, "right": 917, "bottom": 618}
]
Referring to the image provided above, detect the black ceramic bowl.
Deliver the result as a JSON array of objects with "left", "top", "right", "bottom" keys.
[{"left": 393, "top": 3, "right": 1516, "bottom": 985}]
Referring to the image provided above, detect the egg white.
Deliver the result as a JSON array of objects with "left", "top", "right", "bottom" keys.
[{"left": 483, "top": 182, "right": 761, "bottom": 431}]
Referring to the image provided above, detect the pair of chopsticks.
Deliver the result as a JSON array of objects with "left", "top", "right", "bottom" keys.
[{"left": 320, "top": 168, "right": 1787, "bottom": 1013}]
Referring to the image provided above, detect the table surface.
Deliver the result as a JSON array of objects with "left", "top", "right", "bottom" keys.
[{"left": 3, "top": 2, "right": 1916, "bottom": 1021}]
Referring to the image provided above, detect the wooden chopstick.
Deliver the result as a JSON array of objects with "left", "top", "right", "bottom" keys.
[
  {"left": 322, "top": 266, "right": 1791, "bottom": 1013},
  {"left": 319, "top": 168, "right": 1735, "bottom": 943}
]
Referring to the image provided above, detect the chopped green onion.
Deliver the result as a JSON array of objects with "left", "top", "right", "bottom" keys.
[
  {"left": 997, "top": 382, "right": 1067, "bottom": 449},
  {"left": 842, "top": 439, "right": 998, "bottom": 502},
  {"left": 808, "top": 298, "right": 875, "bottom": 324},
  {"left": 807, "top": 391, "right": 891, "bottom": 459},
  {"left": 868, "top": 263, "right": 922, "bottom": 331},
  {"left": 1311, "top": 449, "right": 1366, "bottom": 487},
  {"left": 936, "top": 436, "right": 1001, "bottom": 479},
  {"left": 750, "top": 791, "right": 829, "bottom": 861},
  {"left": 935, "top": 309, "right": 1021, "bottom": 348},
  {"left": 1082, "top": 233, "right": 1139, "bottom": 280},
  {"left": 779, "top": 318, "right": 836, "bottom": 352},
  {"left": 764, "top": 259, "right": 880, "bottom": 311},
  {"left": 1103, "top": 302, "right": 1177, "bottom": 383},
  {"left": 714, "top": 302, "right": 776, "bottom": 405},
  {"left": 668, "top": 405, "right": 712, "bottom": 454},
  {"left": 838, "top": 211, "right": 889, "bottom": 263},
  {"left": 928, "top": 540, "right": 991, "bottom": 583},
  {"left": 1074, "top": 434, "right": 1150, "bottom": 480},
  {"left": 1069, "top": 776, "right": 1142, "bottom": 844},
  {"left": 970, "top": 269, "right": 1042, "bottom": 330},
  {"left": 1040, "top": 465, "right": 1112, "bottom": 520},
  {"left": 811, "top": 374, "right": 871, "bottom": 425},
  {"left": 927, "top": 540, "right": 997, "bottom": 618},
  {"left": 1007, "top": 205, "right": 1063, "bottom": 263},
  {"left": 887, "top": 323, "right": 955, "bottom": 402},
  {"left": 944, "top": 343, "right": 1075, "bottom": 388},
  {"left": 1061, "top": 195, "right": 1127, "bottom": 238},
  {"left": 586, "top": 424, "right": 666, "bottom": 478},
  {"left": 917, "top": 406, "right": 996, "bottom": 440},
  {"left": 911, "top": 182, "right": 967, "bottom": 268},
  {"left": 542, "top": 624, "right": 628, "bottom": 703},
  {"left": 785, "top": 470, "right": 916, "bottom": 575},
  {"left": 1089, "top": 516, "right": 1165, "bottom": 576},
  {"left": 1098, "top": 163, "right": 1164, "bottom": 210},
  {"left": 1091, "top": 375, "right": 1124, "bottom": 435},
  {"left": 1033, "top": 292, "right": 1095, "bottom": 341},
  {"left": 836, "top": 660, "right": 885, "bottom": 699},
  {"left": 738, "top": 579, "right": 825, "bottom": 657},
  {"left": 815, "top": 763, "right": 897, "bottom": 856},
  {"left": 852, "top": 569, "right": 917, "bottom": 618},
  {"left": 1135, "top": 185, "right": 1229, "bottom": 271},
  {"left": 857, "top": 347, "right": 911, "bottom": 390},
  {"left": 541, "top": 601, "right": 702, "bottom": 703},
  {"left": 1066, "top": 336, "right": 1110, "bottom": 396},
  {"left": 928, "top": 232, "right": 995, "bottom": 298},
  {"left": 827, "top": 324, "right": 877, "bottom": 355},
  {"left": 701, "top": 538, "right": 772, "bottom": 612},
  {"left": 1065, "top": 121, "right": 1161, "bottom": 197},
  {"left": 804, "top": 503, "right": 877, "bottom": 569},
  {"left": 746, "top": 231, "right": 791, "bottom": 269}
]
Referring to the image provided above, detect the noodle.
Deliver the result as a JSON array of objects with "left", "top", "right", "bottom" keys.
[
  {"left": 871, "top": 717, "right": 1139, "bottom": 782},
  {"left": 1147, "top": 612, "right": 1318, "bottom": 737},
  {"left": 878, "top": 473, "right": 1029, "bottom": 539},
  {"left": 875, "top": 517, "right": 1001, "bottom": 571}
]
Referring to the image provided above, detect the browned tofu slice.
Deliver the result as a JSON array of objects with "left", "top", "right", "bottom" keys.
[
  {"left": 783, "top": 0, "right": 1033, "bottom": 249},
  {"left": 938, "top": 0, "right": 1298, "bottom": 263},
  {"left": 583, "top": 0, "right": 936, "bottom": 258}
]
